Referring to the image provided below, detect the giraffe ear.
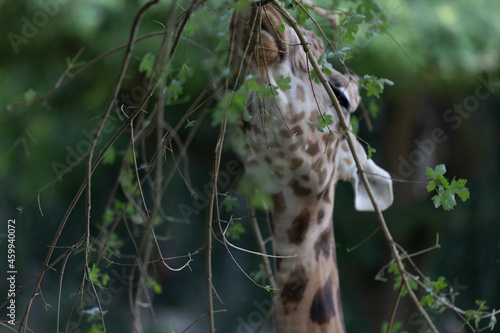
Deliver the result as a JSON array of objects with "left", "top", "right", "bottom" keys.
[{"left": 336, "top": 138, "right": 394, "bottom": 211}]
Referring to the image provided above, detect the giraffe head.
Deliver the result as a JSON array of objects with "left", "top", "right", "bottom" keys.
[{"left": 229, "top": 3, "right": 393, "bottom": 211}]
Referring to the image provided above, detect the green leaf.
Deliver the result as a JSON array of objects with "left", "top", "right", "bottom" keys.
[
  {"left": 222, "top": 197, "right": 239, "bottom": 212},
  {"left": 279, "top": 23, "right": 285, "bottom": 34},
  {"left": 101, "top": 273, "right": 110, "bottom": 287},
  {"left": 409, "top": 278, "right": 418, "bottom": 291},
  {"left": 185, "top": 119, "right": 196, "bottom": 128},
  {"left": 317, "top": 114, "right": 333, "bottom": 128},
  {"left": 226, "top": 221, "right": 246, "bottom": 241},
  {"left": 388, "top": 261, "right": 399, "bottom": 274},
  {"left": 139, "top": 52, "right": 155, "bottom": 77},
  {"left": 367, "top": 145, "right": 377, "bottom": 160},
  {"left": 88, "top": 263, "right": 104, "bottom": 289},
  {"left": 434, "top": 276, "right": 448, "bottom": 291},
  {"left": 393, "top": 276, "right": 401, "bottom": 290},
  {"left": 212, "top": 84, "right": 249, "bottom": 126},
  {"left": 431, "top": 194, "right": 442, "bottom": 209},
  {"left": 24, "top": 88, "right": 37, "bottom": 105},
  {"left": 243, "top": 108, "right": 252, "bottom": 122},
  {"left": 381, "top": 321, "right": 402, "bottom": 333},
  {"left": 306, "top": 120, "right": 325, "bottom": 133},
  {"left": 427, "top": 164, "right": 446, "bottom": 179},
  {"left": 342, "top": 14, "right": 366, "bottom": 42},
  {"left": 350, "top": 115, "right": 359, "bottom": 134},
  {"left": 277, "top": 75, "right": 292, "bottom": 91},
  {"left": 368, "top": 100, "right": 380, "bottom": 118},
  {"left": 86, "top": 324, "right": 104, "bottom": 333},
  {"left": 310, "top": 69, "right": 320, "bottom": 84},
  {"left": 246, "top": 80, "right": 261, "bottom": 92},
  {"left": 147, "top": 277, "right": 163, "bottom": 294},
  {"left": 102, "top": 209, "right": 114, "bottom": 227},
  {"left": 451, "top": 178, "right": 470, "bottom": 201},
  {"left": 178, "top": 63, "right": 193, "bottom": 82},
  {"left": 427, "top": 164, "right": 469, "bottom": 210},
  {"left": 258, "top": 85, "right": 279, "bottom": 98},
  {"left": 102, "top": 146, "right": 116, "bottom": 165},
  {"left": 489, "top": 309, "right": 497, "bottom": 331},
  {"left": 440, "top": 190, "right": 457, "bottom": 211},
  {"left": 420, "top": 294, "right": 434, "bottom": 307},
  {"left": 359, "top": 75, "right": 394, "bottom": 98}
]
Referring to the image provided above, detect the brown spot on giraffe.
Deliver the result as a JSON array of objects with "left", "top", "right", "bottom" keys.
[
  {"left": 281, "top": 264, "right": 309, "bottom": 314},
  {"left": 310, "top": 276, "right": 336, "bottom": 324},
  {"left": 288, "top": 178, "right": 312, "bottom": 197},
  {"left": 315, "top": 167, "right": 327, "bottom": 185},
  {"left": 291, "top": 125, "right": 303, "bottom": 136},
  {"left": 287, "top": 208, "right": 310, "bottom": 244},
  {"left": 296, "top": 85, "right": 306, "bottom": 103},
  {"left": 280, "top": 129, "right": 293, "bottom": 139},
  {"left": 317, "top": 209, "right": 325, "bottom": 224},
  {"left": 314, "top": 227, "right": 332, "bottom": 261},
  {"left": 306, "top": 140, "right": 320, "bottom": 156},
  {"left": 289, "top": 141, "right": 300, "bottom": 151},
  {"left": 290, "top": 158, "right": 304, "bottom": 171},
  {"left": 273, "top": 192, "right": 287, "bottom": 214},
  {"left": 290, "top": 110, "right": 305, "bottom": 124}
]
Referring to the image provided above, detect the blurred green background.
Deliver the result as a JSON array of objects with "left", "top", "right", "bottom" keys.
[{"left": 1, "top": 0, "right": 499, "bottom": 332}]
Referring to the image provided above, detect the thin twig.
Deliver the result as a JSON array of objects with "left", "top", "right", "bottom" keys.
[
  {"left": 205, "top": 112, "right": 227, "bottom": 333},
  {"left": 346, "top": 226, "right": 380, "bottom": 253},
  {"left": 386, "top": 282, "right": 403, "bottom": 333}
]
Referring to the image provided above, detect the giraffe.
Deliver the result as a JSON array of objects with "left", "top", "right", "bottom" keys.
[{"left": 229, "top": 3, "right": 393, "bottom": 332}]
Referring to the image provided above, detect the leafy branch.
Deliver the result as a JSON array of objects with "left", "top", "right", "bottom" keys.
[{"left": 427, "top": 164, "right": 470, "bottom": 211}]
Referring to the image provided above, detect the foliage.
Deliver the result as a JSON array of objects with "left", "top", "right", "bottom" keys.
[
  {"left": 226, "top": 220, "right": 245, "bottom": 241},
  {"left": 139, "top": 52, "right": 155, "bottom": 78},
  {"left": 380, "top": 321, "right": 402, "bottom": 333},
  {"left": 359, "top": 75, "right": 394, "bottom": 98},
  {"left": 88, "top": 263, "right": 110, "bottom": 290},
  {"left": 306, "top": 114, "right": 333, "bottom": 133},
  {"left": 426, "top": 164, "right": 470, "bottom": 211}
]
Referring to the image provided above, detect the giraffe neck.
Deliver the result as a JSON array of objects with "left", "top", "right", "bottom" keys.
[
  {"left": 227, "top": 4, "right": 364, "bottom": 332},
  {"left": 271, "top": 182, "right": 345, "bottom": 333}
]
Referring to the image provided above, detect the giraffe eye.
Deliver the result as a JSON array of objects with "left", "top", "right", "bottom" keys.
[{"left": 328, "top": 82, "right": 351, "bottom": 111}]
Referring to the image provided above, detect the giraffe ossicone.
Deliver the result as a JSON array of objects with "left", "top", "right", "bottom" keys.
[{"left": 229, "top": 3, "right": 393, "bottom": 332}]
